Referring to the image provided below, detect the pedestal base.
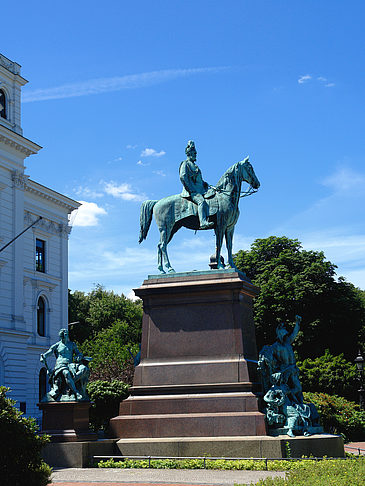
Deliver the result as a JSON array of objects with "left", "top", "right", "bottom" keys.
[
  {"left": 116, "top": 434, "right": 345, "bottom": 458},
  {"left": 38, "top": 401, "right": 97, "bottom": 442}
]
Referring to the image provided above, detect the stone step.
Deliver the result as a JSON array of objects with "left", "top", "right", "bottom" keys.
[
  {"left": 119, "top": 392, "right": 261, "bottom": 415},
  {"left": 109, "top": 411, "right": 266, "bottom": 438}
]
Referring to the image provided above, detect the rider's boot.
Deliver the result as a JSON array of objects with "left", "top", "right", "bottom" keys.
[
  {"left": 198, "top": 201, "right": 214, "bottom": 229},
  {"left": 199, "top": 220, "right": 214, "bottom": 230}
]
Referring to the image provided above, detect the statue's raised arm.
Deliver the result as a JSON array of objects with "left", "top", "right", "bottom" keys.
[{"left": 288, "top": 315, "right": 302, "bottom": 344}]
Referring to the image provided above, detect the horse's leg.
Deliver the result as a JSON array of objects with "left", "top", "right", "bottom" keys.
[
  {"left": 159, "top": 227, "right": 175, "bottom": 273},
  {"left": 157, "top": 231, "right": 165, "bottom": 273},
  {"left": 225, "top": 225, "right": 237, "bottom": 269},
  {"left": 215, "top": 228, "right": 224, "bottom": 269}
]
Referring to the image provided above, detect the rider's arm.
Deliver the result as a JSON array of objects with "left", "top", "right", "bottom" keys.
[{"left": 179, "top": 161, "right": 191, "bottom": 191}]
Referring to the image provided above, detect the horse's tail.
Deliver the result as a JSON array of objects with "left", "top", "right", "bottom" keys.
[{"left": 139, "top": 200, "right": 158, "bottom": 243}]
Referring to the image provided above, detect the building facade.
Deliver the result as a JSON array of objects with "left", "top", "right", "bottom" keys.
[{"left": 0, "top": 53, "right": 80, "bottom": 420}]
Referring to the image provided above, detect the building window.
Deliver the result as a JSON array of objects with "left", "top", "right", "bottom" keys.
[
  {"left": 39, "top": 368, "right": 47, "bottom": 402},
  {"left": 0, "top": 90, "right": 6, "bottom": 119},
  {"left": 37, "top": 296, "right": 46, "bottom": 336},
  {"left": 36, "top": 239, "right": 45, "bottom": 272}
]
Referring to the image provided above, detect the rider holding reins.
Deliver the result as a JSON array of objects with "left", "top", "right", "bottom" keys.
[{"left": 179, "top": 140, "right": 215, "bottom": 230}]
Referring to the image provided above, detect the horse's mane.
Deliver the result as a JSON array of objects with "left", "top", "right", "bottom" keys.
[{"left": 215, "top": 161, "right": 240, "bottom": 190}]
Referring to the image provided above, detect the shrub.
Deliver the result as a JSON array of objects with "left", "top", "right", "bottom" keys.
[
  {"left": 304, "top": 392, "right": 365, "bottom": 442},
  {"left": 298, "top": 350, "right": 358, "bottom": 401},
  {"left": 87, "top": 380, "right": 129, "bottom": 431},
  {"left": 0, "top": 386, "right": 52, "bottom": 486}
]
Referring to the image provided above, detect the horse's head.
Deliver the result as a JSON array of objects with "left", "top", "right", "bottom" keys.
[{"left": 240, "top": 157, "right": 260, "bottom": 190}]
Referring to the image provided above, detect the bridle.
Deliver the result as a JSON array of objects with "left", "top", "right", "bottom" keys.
[{"left": 210, "top": 162, "right": 259, "bottom": 198}]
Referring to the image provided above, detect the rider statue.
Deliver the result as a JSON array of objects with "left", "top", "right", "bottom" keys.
[
  {"left": 179, "top": 140, "right": 215, "bottom": 230},
  {"left": 40, "top": 328, "right": 91, "bottom": 402}
]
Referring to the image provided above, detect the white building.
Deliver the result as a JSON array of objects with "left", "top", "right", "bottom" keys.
[{"left": 0, "top": 53, "right": 80, "bottom": 421}]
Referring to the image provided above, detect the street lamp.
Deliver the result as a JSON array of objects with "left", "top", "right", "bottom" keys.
[{"left": 354, "top": 350, "right": 364, "bottom": 410}]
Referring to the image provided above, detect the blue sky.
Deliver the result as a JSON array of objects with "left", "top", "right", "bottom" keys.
[{"left": 3, "top": 1, "right": 365, "bottom": 296}]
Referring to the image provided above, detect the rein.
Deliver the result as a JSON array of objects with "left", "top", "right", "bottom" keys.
[{"left": 210, "top": 185, "right": 258, "bottom": 198}]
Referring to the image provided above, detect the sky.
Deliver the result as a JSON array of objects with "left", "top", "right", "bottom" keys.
[{"left": 2, "top": 1, "right": 365, "bottom": 297}]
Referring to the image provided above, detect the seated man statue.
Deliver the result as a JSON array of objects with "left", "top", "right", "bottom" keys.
[
  {"left": 40, "top": 328, "right": 91, "bottom": 402},
  {"left": 179, "top": 140, "right": 215, "bottom": 230}
]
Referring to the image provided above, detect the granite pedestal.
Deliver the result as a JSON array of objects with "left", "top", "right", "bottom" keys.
[
  {"left": 109, "top": 270, "right": 266, "bottom": 444},
  {"left": 38, "top": 401, "right": 97, "bottom": 442}
]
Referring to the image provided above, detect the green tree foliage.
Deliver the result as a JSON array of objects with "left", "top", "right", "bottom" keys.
[
  {"left": 68, "top": 284, "right": 143, "bottom": 344},
  {"left": 69, "top": 285, "right": 143, "bottom": 383},
  {"left": 303, "top": 392, "right": 365, "bottom": 442},
  {"left": 298, "top": 350, "right": 359, "bottom": 401},
  {"left": 0, "top": 387, "right": 52, "bottom": 486},
  {"left": 86, "top": 380, "right": 130, "bottom": 431},
  {"left": 80, "top": 321, "right": 140, "bottom": 383},
  {"left": 234, "top": 236, "right": 365, "bottom": 360}
]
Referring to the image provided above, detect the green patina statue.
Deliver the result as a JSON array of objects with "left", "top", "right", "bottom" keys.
[
  {"left": 40, "top": 328, "right": 92, "bottom": 402},
  {"left": 139, "top": 140, "right": 260, "bottom": 273},
  {"left": 258, "top": 316, "right": 321, "bottom": 437}
]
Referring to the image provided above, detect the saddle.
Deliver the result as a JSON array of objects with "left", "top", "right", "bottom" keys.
[{"left": 175, "top": 193, "right": 219, "bottom": 223}]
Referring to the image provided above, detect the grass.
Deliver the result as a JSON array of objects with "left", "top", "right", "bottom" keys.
[{"left": 241, "top": 456, "right": 365, "bottom": 485}]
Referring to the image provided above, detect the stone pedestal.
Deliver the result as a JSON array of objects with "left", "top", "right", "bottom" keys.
[
  {"left": 38, "top": 401, "right": 97, "bottom": 442},
  {"left": 109, "top": 270, "right": 267, "bottom": 442}
]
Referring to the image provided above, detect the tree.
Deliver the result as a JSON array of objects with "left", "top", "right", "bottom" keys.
[
  {"left": 79, "top": 320, "right": 140, "bottom": 384},
  {"left": 0, "top": 387, "right": 52, "bottom": 486},
  {"left": 68, "top": 284, "right": 143, "bottom": 344},
  {"left": 298, "top": 350, "right": 359, "bottom": 401},
  {"left": 234, "top": 236, "right": 365, "bottom": 361}
]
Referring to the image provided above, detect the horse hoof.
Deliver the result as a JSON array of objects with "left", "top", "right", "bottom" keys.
[
  {"left": 168, "top": 268, "right": 176, "bottom": 273},
  {"left": 158, "top": 267, "right": 166, "bottom": 274}
]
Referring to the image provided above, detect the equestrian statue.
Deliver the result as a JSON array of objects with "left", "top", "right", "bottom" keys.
[{"left": 139, "top": 140, "right": 260, "bottom": 273}]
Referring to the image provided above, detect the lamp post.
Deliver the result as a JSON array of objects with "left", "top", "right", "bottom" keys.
[{"left": 354, "top": 350, "right": 364, "bottom": 410}]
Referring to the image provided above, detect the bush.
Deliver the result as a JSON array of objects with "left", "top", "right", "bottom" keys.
[
  {"left": 303, "top": 392, "right": 365, "bottom": 442},
  {"left": 0, "top": 386, "right": 52, "bottom": 486},
  {"left": 298, "top": 350, "right": 358, "bottom": 401},
  {"left": 87, "top": 380, "right": 130, "bottom": 431}
]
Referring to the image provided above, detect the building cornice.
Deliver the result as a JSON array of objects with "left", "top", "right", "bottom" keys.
[
  {"left": 26, "top": 181, "right": 80, "bottom": 213},
  {"left": 0, "top": 54, "right": 22, "bottom": 76},
  {"left": 0, "top": 124, "right": 42, "bottom": 157}
]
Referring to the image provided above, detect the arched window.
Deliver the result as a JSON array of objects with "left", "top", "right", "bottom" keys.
[
  {"left": 37, "top": 296, "right": 45, "bottom": 336},
  {"left": 0, "top": 90, "right": 6, "bottom": 119},
  {"left": 39, "top": 367, "right": 47, "bottom": 402}
]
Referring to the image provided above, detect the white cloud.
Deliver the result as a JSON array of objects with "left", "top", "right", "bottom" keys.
[
  {"left": 141, "top": 148, "right": 166, "bottom": 157},
  {"left": 22, "top": 67, "right": 229, "bottom": 103},
  {"left": 153, "top": 170, "right": 166, "bottom": 177},
  {"left": 137, "top": 160, "right": 150, "bottom": 166},
  {"left": 298, "top": 74, "right": 312, "bottom": 84},
  {"left": 126, "top": 144, "right": 137, "bottom": 149},
  {"left": 298, "top": 74, "right": 335, "bottom": 87},
  {"left": 322, "top": 167, "right": 365, "bottom": 193},
  {"left": 104, "top": 181, "right": 145, "bottom": 202},
  {"left": 74, "top": 186, "right": 104, "bottom": 199},
  {"left": 71, "top": 201, "right": 107, "bottom": 227}
]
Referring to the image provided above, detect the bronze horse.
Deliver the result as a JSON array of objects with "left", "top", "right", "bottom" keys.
[{"left": 139, "top": 157, "right": 260, "bottom": 273}]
